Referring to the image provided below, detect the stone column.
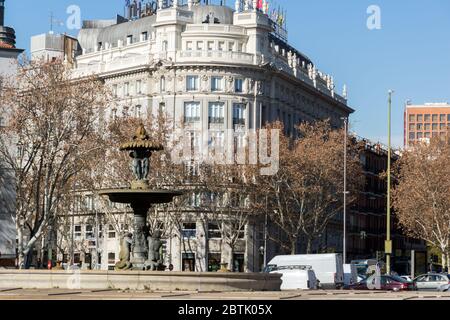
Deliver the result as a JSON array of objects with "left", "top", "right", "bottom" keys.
[{"left": 130, "top": 203, "right": 151, "bottom": 269}]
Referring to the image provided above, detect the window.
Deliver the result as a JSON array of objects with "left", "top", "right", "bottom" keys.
[
  {"left": 197, "top": 41, "right": 204, "bottom": 51},
  {"left": 441, "top": 114, "right": 446, "bottom": 122},
  {"left": 134, "top": 105, "right": 142, "bottom": 118},
  {"left": 432, "top": 123, "right": 438, "bottom": 131},
  {"left": 409, "top": 124, "right": 415, "bottom": 131},
  {"left": 417, "top": 123, "right": 423, "bottom": 130},
  {"left": 85, "top": 225, "right": 94, "bottom": 239},
  {"left": 233, "top": 103, "right": 246, "bottom": 125},
  {"left": 162, "top": 40, "right": 168, "bottom": 51},
  {"left": 141, "top": 32, "right": 148, "bottom": 41},
  {"left": 408, "top": 115, "right": 415, "bottom": 122},
  {"left": 425, "top": 132, "right": 431, "bottom": 139},
  {"left": 182, "top": 253, "right": 195, "bottom": 271},
  {"left": 440, "top": 123, "right": 446, "bottom": 130},
  {"left": 424, "top": 123, "right": 431, "bottom": 131},
  {"left": 207, "top": 41, "right": 214, "bottom": 51},
  {"left": 108, "top": 253, "right": 116, "bottom": 265},
  {"left": 424, "top": 114, "right": 431, "bottom": 122},
  {"left": 189, "top": 192, "right": 201, "bottom": 207},
  {"left": 124, "top": 82, "right": 129, "bottom": 96},
  {"left": 211, "top": 77, "right": 223, "bottom": 91},
  {"left": 409, "top": 132, "right": 415, "bottom": 140},
  {"left": 208, "top": 223, "right": 221, "bottom": 239},
  {"left": 235, "top": 78, "right": 243, "bottom": 93},
  {"left": 126, "top": 35, "right": 133, "bottom": 45},
  {"left": 417, "top": 132, "right": 423, "bottom": 139},
  {"left": 160, "top": 76, "right": 166, "bottom": 92},
  {"left": 108, "top": 225, "right": 116, "bottom": 239},
  {"left": 182, "top": 223, "right": 197, "bottom": 239},
  {"left": 218, "top": 41, "right": 225, "bottom": 51},
  {"left": 417, "top": 115, "right": 423, "bottom": 122},
  {"left": 186, "top": 76, "right": 199, "bottom": 91},
  {"left": 184, "top": 102, "right": 200, "bottom": 123},
  {"left": 159, "top": 102, "right": 166, "bottom": 114},
  {"left": 448, "top": 114, "right": 450, "bottom": 122},
  {"left": 209, "top": 131, "right": 225, "bottom": 148},
  {"left": 112, "top": 84, "right": 118, "bottom": 97},
  {"left": 208, "top": 253, "right": 221, "bottom": 272},
  {"left": 74, "top": 225, "right": 82, "bottom": 239},
  {"left": 208, "top": 102, "right": 225, "bottom": 123},
  {"left": 97, "top": 42, "right": 102, "bottom": 51},
  {"left": 186, "top": 41, "right": 193, "bottom": 51},
  {"left": 432, "top": 114, "right": 438, "bottom": 122},
  {"left": 136, "top": 80, "right": 142, "bottom": 94}
]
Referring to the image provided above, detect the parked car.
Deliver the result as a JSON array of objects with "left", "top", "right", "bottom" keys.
[
  {"left": 400, "top": 275, "right": 413, "bottom": 282},
  {"left": 265, "top": 254, "right": 344, "bottom": 289},
  {"left": 346, "top": 274, "right": 416, "bottom": 291},
  {"left": 414, "top": 273, "right": 450, "bottom": 291},
  {"left": 270, "top": 265, "right": 318, "bottom": 290}
]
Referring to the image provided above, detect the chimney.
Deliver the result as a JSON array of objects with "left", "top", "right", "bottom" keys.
[{"left": 0, "top": 0, "right": 5, "bottom": 26}]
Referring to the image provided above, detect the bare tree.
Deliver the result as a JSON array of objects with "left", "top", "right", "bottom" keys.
[
  {"left": 255, "top": 121, "right": 363, "bottom": 254},
  {"left": 0, "top": 60, "right": 109, "bottom": 268},
  {"left": 392, "top": 138, "right": 450, "bottom": 270}
]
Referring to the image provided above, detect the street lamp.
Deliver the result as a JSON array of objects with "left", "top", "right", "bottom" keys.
[
  {"left": 341, "top": 117, "right": 349, "bottom": 264},
  {"left": 385, "top": 90, "right": 394, "bottom": 275}
]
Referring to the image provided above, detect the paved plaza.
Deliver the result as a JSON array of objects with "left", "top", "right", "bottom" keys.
[{"left": 1, "top": 288, "right": 450, "bottom": 300}]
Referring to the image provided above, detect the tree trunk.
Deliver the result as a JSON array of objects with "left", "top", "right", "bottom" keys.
[
  {"left": 229, "top": 245, "right": 234, "bottom": 272},
  {"left": 290, "top": 239, "right": 297, "bottom": 255},
  {"left": 306, "top": 238, "right": 312, "bottom": 254}
]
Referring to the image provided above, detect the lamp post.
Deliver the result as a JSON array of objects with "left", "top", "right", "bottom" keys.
[
  {"left": 341, "top": 117, "right": 348, "bottom": 264},
  {"left": 385, "top": 90, "right": 394, "bottom": 275}
]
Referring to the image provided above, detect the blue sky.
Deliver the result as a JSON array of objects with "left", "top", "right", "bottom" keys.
[{"left": 4, "top": 0, "right": 450, "bottom": 148}]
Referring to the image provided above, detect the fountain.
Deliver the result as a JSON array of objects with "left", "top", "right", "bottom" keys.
[
  {"left": 98, "top": 123, "right": 182, "bottom": 271},
  {"left": 0, "top": 124, "right": 281, "bottom": 292}
]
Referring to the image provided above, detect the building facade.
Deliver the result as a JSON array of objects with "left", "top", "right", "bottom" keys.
[
  {"left": 0, "top": 0, "right": 23, "bottom": 267},
  {"left": 404, "top": 102, "right": 450, "bottom": 148},
  {"left": 29, "top": 1, "right": 358, "bottom": 272}
]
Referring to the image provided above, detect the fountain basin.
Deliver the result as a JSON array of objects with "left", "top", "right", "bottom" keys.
[{"left": 98, "top": 189, "right": 183, "bottom": 205}]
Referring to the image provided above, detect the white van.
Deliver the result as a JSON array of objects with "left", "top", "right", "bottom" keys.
[
  {"left": 265, "top": 254, "right": 344, "bottom": 289},
  {"left": 343, "top": 264, "right": 358, "bottom": 286},
  {"left": 270, "top": 265, "right": 318, "bottom": 290}
]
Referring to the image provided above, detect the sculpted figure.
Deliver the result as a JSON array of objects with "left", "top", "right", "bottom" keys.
[
  {"left": 115, "top": 233, "right": 133, "bottom": 271},
  {"left": 144, "top": 231, "right": 163, "bottom": 271}
]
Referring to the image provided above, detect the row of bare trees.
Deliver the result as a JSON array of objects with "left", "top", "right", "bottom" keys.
[
  {"left": 392, "top": 138, "right": 450, "bottom": 270},
  {"left": 1, "top": 60, "right": 368, "bottom": 269}
]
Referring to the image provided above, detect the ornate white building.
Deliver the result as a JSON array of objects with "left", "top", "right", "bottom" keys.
[{"left": 33, "top": 1, "right": 355, "bottom": 272}]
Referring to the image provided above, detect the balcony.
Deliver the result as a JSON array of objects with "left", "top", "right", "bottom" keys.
[
  {"left": 209, "top": 117, "right": 224, "bottom": 124},
  {"left": 184, "top": 116, "right": 201, "bottom": 123},
  {"left": 233, "top": 118, "right": 246, "bottom": 126},
  {"left": 177, "top": 50, "right": 254, "bottom": 65}
]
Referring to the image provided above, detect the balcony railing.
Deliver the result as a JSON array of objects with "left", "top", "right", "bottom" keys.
[
  {"left": 184, "top": 116, "right": 201, "bottom": 123},
  {"left": 209, "top": 117, "right": 224, "bottom": 124},
  {"left": 233, "top": 118, "right": 246, "bottom": 126},
  {"left": 177, "top": 50, "right": 254, "bottom": 64}
]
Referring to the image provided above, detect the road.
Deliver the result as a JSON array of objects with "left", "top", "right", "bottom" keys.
[{"left": 1, "top": 288, "right": 450, "bottom": 300}]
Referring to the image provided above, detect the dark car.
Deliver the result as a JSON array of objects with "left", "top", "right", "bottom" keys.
[{"left": 346, "top": 274, "right": 416, "bottom": 291}]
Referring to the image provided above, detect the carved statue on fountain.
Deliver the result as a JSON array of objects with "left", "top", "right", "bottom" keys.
[
  {"left": 144, "top": 230, "right": 163, "bottom": 271},
  {"left": 115, "top": 233, "right": 133, "bottom": 271}
]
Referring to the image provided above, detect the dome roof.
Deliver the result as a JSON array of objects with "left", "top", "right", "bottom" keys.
[{"left": 191, "top": 5, "right": 234, "bottom": 25}]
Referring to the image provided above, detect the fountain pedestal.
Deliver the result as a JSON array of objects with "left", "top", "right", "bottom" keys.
[{"left": 98, "top": 124, "right": 182, "bottom": 271}]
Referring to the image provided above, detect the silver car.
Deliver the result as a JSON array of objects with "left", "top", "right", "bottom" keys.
[{"left": 414, "top": 273, "right": 450, "bottom": 291}]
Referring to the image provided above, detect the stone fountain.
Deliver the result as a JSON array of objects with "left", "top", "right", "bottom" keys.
[{"left": 99, "top": 124, "right": 182, "bottom": 271}]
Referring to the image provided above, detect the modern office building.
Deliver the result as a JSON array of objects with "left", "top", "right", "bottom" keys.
[
  {"left": 404, "top": 102, "right": 450, "bottom": 148},
  {"left": 30, "top": 32, "right": 80, "bottom": 66},
  {"left": 0, "top": 0, "right": 23, "bottom": 267}
]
